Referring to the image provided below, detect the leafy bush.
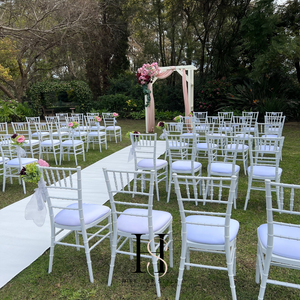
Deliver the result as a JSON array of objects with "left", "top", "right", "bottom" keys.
[{"left": 0, "top": 99, "right": 35, "bottom": 122}]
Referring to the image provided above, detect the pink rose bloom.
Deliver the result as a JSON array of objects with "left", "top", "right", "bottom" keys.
[
  {"left": 217, "top": 92, "right": 219, "bottom": 94},
  {"left": 68, "top": 122, "right": 74, "bottom": 127},
  {"left": 17, "top": 136, "right": 25, "bottom": 143},
  {"left": 113, "top": 112, "right": 119, "bottom": 117},
  {"left": 96, "top": 117, "right": 101, "bottom": 122},
  {"left": 37, "top": 159, "right": 49, "bottom": 167}
]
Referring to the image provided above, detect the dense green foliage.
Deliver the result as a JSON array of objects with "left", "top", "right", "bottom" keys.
[{"left": 0, "top": 99, "right": 34, "bottom": 122}]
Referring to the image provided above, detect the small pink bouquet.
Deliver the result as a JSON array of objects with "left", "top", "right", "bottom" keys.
[
  {"left": 20, "top": 159, "right": 49, "bottom": 184},
  {"left": 94, "top": 116, "right": 102, "bottom": 123},
  {"left": 113, "top": 112, "right": 119, "bottom": 118},
  {"left": 188, "top": 111, "right": 194, "bottom": 117},
  {"left": 126, "top": 131, "right": 140, "bottom": 141},
  {"left": 173, "top": 115, "right": 183, "bottom": 122},
  {"left": 156, "top": 121, "right": 165, "bottom": 130},
  {"left": 68, "top": 121, "right": 79, "bottom": 129},
  {"left": 11, "top": 134, "right": 25, "bottom": 147}
]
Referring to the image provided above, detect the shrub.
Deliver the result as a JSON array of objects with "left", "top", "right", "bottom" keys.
[{"left": 0, "top": 99, "right": 35, "bottom": 122}]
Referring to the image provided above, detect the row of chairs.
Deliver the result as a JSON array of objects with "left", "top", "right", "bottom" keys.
[{"left": 37, "top": 165, "right": 299, "bottom": 300}]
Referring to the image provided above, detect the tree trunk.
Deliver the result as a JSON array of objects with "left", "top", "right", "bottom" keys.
[
  {"left": 295, "top": 61, "right": 300, "bottom": 83},
  {"left": 0, "top": 83, "right": 15, "bottom": 99}
]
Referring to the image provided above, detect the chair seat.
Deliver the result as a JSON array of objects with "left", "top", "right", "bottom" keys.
[
  {"left": 262, "top": 134, "right": 278, "bottom": 138},
  {"left": 72, "top": 132, "right": 87, "bottom": 137},
  {"left": 236, "top": 133, "right": 253, "bottom": 139},
  {"left": 40, "top": 140, "right": 60, "bottom": 146},
  {"left": 117, "top": 208, "right": 172, "bottom": 234},
  {"left": 182, "top": 132, "right": 199, "bottom": 137},
  {"left": 61, "top": 140, "right": 84, "bottom": 146},
  {"left": 106, "top": 126, "right": 121, "bottom": 130},
  {"left": 54, "top": 203, "right": 111, "bottom": 226},
  {"left": 197, "top": 143, "right": 217, "bottom": 150},
  {"left": 247, "top": 166, "right": 282, "bottom": 178},
  {"left": 53, "top": 131, "right": 69, "bottom": 136},
  {"left": 258, "top": 223, "right": 300, "bottom": 260},
  {"left": 0, "top": 157, "right": 9, "bottom": 163},
  {"left": 210, "top": 163, "right": 240, "bottom": 174},
  {"left": 7, "top": 157, "right": 38, "bottom": 166},
  {"left": 24, "top": 140, "right": 39, "bottom": 146},
  {"left": 225, "top": 144, "right": 249, "bottom": 151},
  {"left": 186, "top": 215, "right": 239, "bottom": 245},
  {"left": 32, "top": 132, "right": 49, "bottom": 137},
  {"left": 168, "top": 141, "right": 188, "bottom": 148},
  {"left": 90, "top": 125, "right": 105, "bottom": 130},
  {"left": 88, "top": 132, "right": 106, "bottom": 137},
  {"left": 172, "top": 160, "right": 202, "bottom": 172},
  {"left": 137, "top": 159, "right": 167, "bottom": 169}
]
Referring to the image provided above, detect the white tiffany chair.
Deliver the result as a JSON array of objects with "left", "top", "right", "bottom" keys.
[
  {"left": 173, "top": 173, "right": 239, "bottom": 300},
  {"left": 194, "top": 111, "right": 208, "bottom": 123},
  {"left": 103, "top": 168, "right": 173, "bottom": 297},
  {"left": 56, "top": 113, "right": 69, "bottom": 126},
  {"left": 84, "top": 115, "right": 105, "bottom": 131},
  {"left": 85, "top": 116, "right": 107, "bottom": 152},
  {"left": 45, "top": 115, "right": 60, "bottom": 124},
  {"left": 265, "top": 111, "right": 283, "bottom": 117},
  {"left": 256, "top": 179, "right": 300, "bottom": 300},
  {"left": 26, "top": 116, "right": 49, "bottom": 140},
  {"left": 59, "top": 127, "right": 85, "bottom": 165},
  {"left": 165, "top": 132, "right": 202, "bottom": 203},
  {"left": 0, "top": 136, "right": 38, "bottom": 193},
  {"left": 206, "top": 134, "right": 240, "bottom": 208},
  {"left": 0, "top": 122, "right": 9, "bottom": 138},
  {"left": 40, "top": 166, "right": 112, "bottom": 283},
  {"left": 195, "top": 122, "right": 215, "bottom": 161},
  {"left": 35, "top": 122, "right": 61, "bottom": 165},
  {"left": 11, "top": 122, "right": 40, "bottom": 157},
  {"left": 66, "top": 116, "right": 88, "bottom": 142},
  {"left": 102, "top": 113, "right": 122, "bottom": 143},
  {"left": 71, "top": 113, "right": 86, "bottom": 130},
  {"left": 130, "top": 132, "right": 168, "bottom": 201},
  {"left": 244, "top": 136, "right": 285, "bottom": 211}
]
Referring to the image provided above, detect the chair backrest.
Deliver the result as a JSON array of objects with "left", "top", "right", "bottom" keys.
[
  {"left": 265, "top": 179, "right": 300, "bottom": 249},
  {"left": 56, "top": 113, "right": 69, "bottom": 122},
  {"left": 194, "top": 112, "right": 208, "bottom": 122},
  {"left": 86, "top": 112, "right": 100, "bottom": 117},
  {"left": 164, "top": 122, "right": 182, "bottom": 134},
  {"left": 40, "top": 166, "right": 84, "bottom": 225},
  {"left": 26, "top": 117, "right": 40, "bottom": 124},
  {"left": 174, "top": 173, "right": 237, "bottom": 245},
  {"left": 130, "top": 133, "right": 158, "bottom": 168},
  {"left": 248, "top": 136, "right": 284, "bottom": 168},
  {"left": 265, "top": 111, "right": 283, "bottom": 117},
  {"left": 264, "top": 115, "right": 286, "bottom": 125},
  {"left": 103, "top": 168, "right": 155, "bottom": 236},
  {"left": 11, "top": 122, "right": 32, "bottom": 139},
  {"left": 242, "top": 111, "right": 259, "bottom": 122},
  {"left": 218, "top": 112, "right": 233, "bottom": 122},
  {"left": 0, "top": 135, "right": 15, "bottom": 161},
  {"left": 102, "top": 113, "right": 117, "bottom": 127},
  {"left": 71, "top": 113, "right": 84, "bottom": 126},
  {"left": 255, "top": 122, "right": 284, "bottom": 137},
  {"left": 165, "top": 133, "right": 197, "bottom": 164},
  {"left": 206, "top": 134, "right": 240, "bottom": 172},
  {"left": 45, "top": 116, "right": 60, "bottom": 123},
  {"left": 0, "top": 122, "right": 8, "bottom": 135}
]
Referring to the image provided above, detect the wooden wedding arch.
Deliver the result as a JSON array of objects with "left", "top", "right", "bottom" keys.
[{"left": 145, "top": 65, "right": 197, "bottom": 133}]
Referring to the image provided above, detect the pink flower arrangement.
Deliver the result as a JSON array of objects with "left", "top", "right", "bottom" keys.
[
  {"left": 174, "top": 115, "right": 183, "bottom": 122},
  {"left": 113, "top": 112, "right": 119, "bottom": 118},
  {"left": 156, "top": 121, "right": 165, "bottom": 129},
  {"left": 11, "top": 134, "right": 26, "bottom": 147},
  {"left": 94, "top": 116, "right": 102, "bottom": 122},
  {"left": 37, "top": 159, "right": 49, "bottom": 167},
  {"left": 68, "top": 121, "right": 79, "bottom": 129},
  {"left": 136, "top": 62, "right": 160, "bottom": 85}
]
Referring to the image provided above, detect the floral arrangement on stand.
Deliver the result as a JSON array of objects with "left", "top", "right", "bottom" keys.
[
  {"left": 126, "top": 131, "right": 140, "bottom": 142},
  {"left": 94, "top": 116, "right": 102, "bottom": 123},
  {"left": 188, "top": 111, "right": 194, "bottom": 117},
  {"left": 11, "top": 134, "right": 25, "bottom": 147},
  {"left": 20, "top": 159, "right": 49, "bottom": 184},
  {"left": 156, "top": 121, "right": 165, "bottom": 129},
  {"left": 173, "top": 115, "right": 183, "bottom": 122},
  {"left": 68, "top": 121, "right": 79, "bottom": 129},
  {"left": 136, "top": 62, "right": 160, "bottom": 107}
]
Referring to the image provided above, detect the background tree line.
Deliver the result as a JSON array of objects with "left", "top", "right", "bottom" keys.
[{"left": 0, "top": 0, "right": 299, "bottom": 119}]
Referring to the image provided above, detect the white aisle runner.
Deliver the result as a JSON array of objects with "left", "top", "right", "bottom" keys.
[{"left": 0, "top": 142, "right": 166, "bottom": 288}]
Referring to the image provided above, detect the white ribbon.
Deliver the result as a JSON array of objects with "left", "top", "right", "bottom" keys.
[
  {"left": 128, "top": 141, "right": 140, "bottom": 162},
  {"left": 25, "top": 179, "right": 47, "bottom": 227},
  {"left": 16, "top": 145, "right": 26, "bottom": 157},
  {"left": 159, "top": 129, "right": 167, "bottom": 140}
]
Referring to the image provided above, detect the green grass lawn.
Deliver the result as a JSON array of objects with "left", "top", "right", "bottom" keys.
[{"left": 1, "top": 119, "right": 300, "bottom": 300}]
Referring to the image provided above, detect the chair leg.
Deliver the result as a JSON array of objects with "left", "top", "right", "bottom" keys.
[
  {"left": 149, "top": 239, "right": 161, "bottom": 297},
  {"left": 244, "top": 175, "right": 252, "bottom": 210},
  {"left": 108, "top": 230, "right": 118, "bottom": 286},
  {"left": 226, "top": 246, "right": 237, "bottom": 300},
  {"left": 82, "top": 231, "right": 94, "bottom": 283},
  {"left": 167, "top": 173, "right": 172, "bottom": 203},
  {"left": 175, "top": 239, "right": 187, "bottom": 300},
  {"left": 48, "top": 234, "right": 55, "bottom": 274}
]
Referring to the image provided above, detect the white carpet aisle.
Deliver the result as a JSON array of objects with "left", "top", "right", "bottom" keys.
[{"left": 0, "top": 142, "right": 166, "bottom": 288}]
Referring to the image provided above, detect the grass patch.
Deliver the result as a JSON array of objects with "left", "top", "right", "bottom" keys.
[{"left": 1, "top": 120, "right": 300, "bottom": 299}]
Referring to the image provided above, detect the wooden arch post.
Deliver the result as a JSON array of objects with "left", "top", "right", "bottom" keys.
[{"left": 145, "top": 65, "right": 197, "bottom": 133}]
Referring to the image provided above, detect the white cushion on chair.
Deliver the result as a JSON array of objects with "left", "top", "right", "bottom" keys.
[
  {"left": 197, "top": 143, "right": 217, "bottom": 150},
  {"left": 40, "top": 140, "right": 60, "bottom": 146},
  {"left": 24, "top": 140, "right": 39, "bottom": 146},
  {"left": 137, "top": 159, "right": 167, "bottom": 169},
  {"left": 172, "top": 160, "right": 201, "bottom": 172},
  {"left": 0, "top": 157, "right": 9, "bottom": 163},
  {"left": 88, "top": 132, "right": 106, "bottom": 137},
  {"left": 247, "top": 166, "right": 282, "bottom": 178},
  {"left": 32, "top": 132, "right": 49, "bottom": 137},
  {"left": 186, "top": 215, "right": 239, "bottom": 245},
  {"left": 258, "top": 223, "right": 300, "bottom": 260},
  {"left": 7, "top": 157, "right": 38, "bottom": 166},
  {"left": 210, "top": 163, "right": 240, "bottom": 174},
  {"left": 169, "top": 141, "right": 188, "bottom": 148},
  {"left": 117, "top": 208, "right": 172, "bottom": 234},
  {"left": 106, "top": 126, "right": 121, "bottom": 130},
  {"left": 61, "top": 140, "right": 83, "bottom": 146},
  {"left": 54, "top": 203, "right": 110, "bottom": 226},
  {"left": 225, "top": 144, "right": 249, "bottom": 151}
]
